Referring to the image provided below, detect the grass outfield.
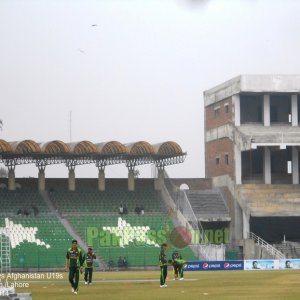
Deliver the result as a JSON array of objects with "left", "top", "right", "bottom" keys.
[{"left": 12, "top": 270, "right": 300, "bottom": 299}]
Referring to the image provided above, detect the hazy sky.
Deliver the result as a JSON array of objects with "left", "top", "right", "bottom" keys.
[{"left": 1, "top": 0, "right": 300, "bottom": 179}]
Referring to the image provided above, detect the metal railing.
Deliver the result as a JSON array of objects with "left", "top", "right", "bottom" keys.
[
  {"left": 248, "top": 232, "right": 285, "bottom": 259},
  {"left": 216, "top": 187, "right": 230, "bottom": 213}
]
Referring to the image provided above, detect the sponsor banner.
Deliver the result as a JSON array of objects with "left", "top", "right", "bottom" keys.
[
  {"left": 184, "top": 261, "right": 202, "bottom": 271},
  {"left": 244, "top": 260, "right": 276, "bottom": 270},
  {"left": 245, "top": 259, "right": 300, "bottom": 270},
  {"left": 279, "top": 259, "right": 300, "bottom": 270},
  {"left": 184, "top": 260, "right": 244, "bottom": 271},
  {"left": 184, "top": 259, "right": 300, "bottom": 271}
]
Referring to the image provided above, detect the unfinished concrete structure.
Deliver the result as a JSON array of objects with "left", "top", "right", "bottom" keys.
[{"left": 204, "top": 75, "right": 300, "bottom": 258}]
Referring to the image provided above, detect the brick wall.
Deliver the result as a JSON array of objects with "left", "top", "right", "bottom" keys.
[
  {"left": 206, "top": 138, "right": 235, "bottom": 178},
  {"left": 205, "top": 97, "right": 233, "bottom": 130}
]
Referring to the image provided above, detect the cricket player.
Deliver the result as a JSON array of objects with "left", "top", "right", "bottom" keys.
[
  {"left": 159, "top": 243, "right": 168, "bottom": 288},
  {"left": 84, "top": 247, "right": 96, "bottom": 285},
  {"left": 170, "top": 250, "right": 185, "bottom": 280},
  {"left": 65, "top": 239, "right": 84, "bottom": 294}
]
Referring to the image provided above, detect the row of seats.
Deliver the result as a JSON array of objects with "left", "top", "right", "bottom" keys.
[
  {"left": 0, "top": 191, "right": 50, "bottom": 215},
  {"left": 1, "top": 216, "right": 72, "bottom": 268},
  {"left": 67, "top": 214, "right": 197, "bottom": 266},
  {"left": 0, "top": 179, "right": 198, "bottom": 268},
  {"left": 238, "top": 184, "right": 300, "bottom": 216},
  {"left": 50, "top": 190, "right": 162, "bottom": 214},
  {"left": 185, "top": 190, "right": 230, "bottom": 219}
]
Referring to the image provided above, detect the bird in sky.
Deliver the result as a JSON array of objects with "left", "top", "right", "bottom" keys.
[{"left": 78, "top": 48, "right": 87, "bottom": 55}]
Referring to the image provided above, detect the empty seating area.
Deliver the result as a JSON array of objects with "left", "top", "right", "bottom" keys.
[
  {"left": 56, "top": 179, "right": 198, "bottom": 266},
  {"left": 274, "top": 242, "right": 300, "bottom": 259},
  {"left": 185, "top": 190, "right": 230, "bottom": 221},
  {"left": 0, "top": 190, "right": 50, "bottom": 216},
  {"left": 238, "top": 184, "right": 300, "bottom": 216},
  {"left": 50, "top": 190, "right": 161, "bottom": 216},
  {"left": 0, "top": 216, "right": 72, "bottom": 268},
  {"left": 47, "top": 178, "right": 159, "bottom": 216},
  {"left": 0, "top": 188, "right": 72, "bottom": 269},
  {"left": 0, "top": 179, "right": 198, "bottom": 268},
  {"left": 68, "top": 214, "right": 197, "bottom": 267}
]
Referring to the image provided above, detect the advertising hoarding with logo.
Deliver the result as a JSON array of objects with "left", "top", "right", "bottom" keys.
[
  {"left": 244, "top": 259, "right": 300, "bottom": 270},
  {"left": 184, "top": 260, "right": 244, "bottom": 271},
  {"left": 244, "top": 260, "right": 276, "bottom": 270},
  {"left": 184, "top": 259, "right": 300, "bottom": 271}
]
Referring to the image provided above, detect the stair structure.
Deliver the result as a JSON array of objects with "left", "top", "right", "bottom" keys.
[
  {"left": 185, "top": 190, "right": 231, "bottom": 221},
  {"left": 274, "top": 241, "right": 300, "bottom": 259},
  {"left": 248, "top": 232, "right": 285, "bottom": 259}
]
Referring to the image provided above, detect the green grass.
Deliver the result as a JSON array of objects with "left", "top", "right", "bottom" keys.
[{"left": 11, "top": 270, "right": 300, "bottom": 299}]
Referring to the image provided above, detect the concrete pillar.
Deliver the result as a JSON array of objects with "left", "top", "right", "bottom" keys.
[
  {"left": 8, "top": 168, "right": 16, "bottom": 191},
  {"left": 292, "top": 147, "right": 299, "bottom": 184},
  {"left": 263, "top": 94, "right": 270, "bottom": 126},
  {"left": 291, "top": 94, "right": 298, "bottom": 127},
  {"left": 264, "top": 147, "right": 271, "bottom": 184},
  {"left": 242, "top": 211, "right": 250, "bottom": 239},
  {"left": 128, "top": 169, "right": 135, "bottom": 191},
  {"left": 243, "top": 211, "right": 250, "bottom": 239},
  {"left": 233, "top": 94, "right": 240, "bottom": 126},
  {"left": 68, "top": 168, "right": 76, "bottom": 191},
  {"left": 154, "top": 169, "right": 165, "bottom": 191},
  {"left": 233, "top": 200, "right": 243, "bottom": 243},
  {"left": 98, "top": 169, "right": 105, "bottom": 191},
  {"left": 38, "top": 168, "right": 45, "bottom": 192},
  {"left": 234, "top": 145, "right": 242, "bottom": 184}
]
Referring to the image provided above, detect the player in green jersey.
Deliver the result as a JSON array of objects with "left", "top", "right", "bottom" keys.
[
  {"left": 159, "top": 243, "right": 168, "bottom": 288},
  {"left": 83, "top": 247, "right": 96, "bottom": 285},
  {"left": 65, "top": 240, "right": 84, "bottom": 294},
  {"left": 170, "top": 250, "right": 186, "bottom": 280}
]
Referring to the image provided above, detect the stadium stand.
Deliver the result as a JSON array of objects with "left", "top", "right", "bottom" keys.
[
  {"left": 49, "top": 190, "right": 160, "bottom": 215},
  {"left": 185, "top": 190, "right": 230, "bottom": 221},
  {"left": 274, "top": 241, "right": 300, "bottom": 259},
  {"left": 0, "top": 190, "right": 49, "bottom": 216},
  {"left": 0, "top": 189, "right": 72, "bottom": 269},
  {"left": 48, "top": 179, "right": 197, "bottom": 267},
  {"left": 0, "top": 179, "right": 198, "bottom": 269},
  {"left": 66, "top": 215, "right": 175, "bottom": 266},
  {"left": 237, "top": 184, "right": 300, "bottom": 216}
]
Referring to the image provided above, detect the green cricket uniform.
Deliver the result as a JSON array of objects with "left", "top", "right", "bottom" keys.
[
  {"left": 172, "top": 250, "right": 185, "bottom": 279},
  {"left": 159, "top": 248, "right": 168, "bottom": 286},
  {"left": 66, "top": 247, "right": 84, "bottom": 292},
  {"left": 84, "top": 252, "right": 96, "bottom": 284},
  {"left": 172, "top": 251, "right": 180, "bottom": 279}
]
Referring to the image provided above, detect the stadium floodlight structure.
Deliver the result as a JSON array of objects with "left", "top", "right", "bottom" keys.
[{"left": 0, "top": 139, "right": 186, "bottom": 192}]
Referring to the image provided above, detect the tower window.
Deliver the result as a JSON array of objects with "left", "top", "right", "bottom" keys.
[
  {"left": 224, "top": 153, "right": 229, "bottom": 165},
  {"left": 224, "top": 104, "right": 229, "bottom": 113},
  {"left": 214, "top": 106, "right": 220, "bottom": 118}
]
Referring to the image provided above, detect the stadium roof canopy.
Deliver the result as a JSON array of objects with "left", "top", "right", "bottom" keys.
[{"left": 0, "top": 139, "right": 186, "bottom": 168}]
